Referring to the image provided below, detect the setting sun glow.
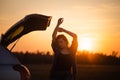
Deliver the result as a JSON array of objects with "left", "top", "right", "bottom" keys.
[{"left": 78, "top": 37, "right": 94, "bottom": 51}]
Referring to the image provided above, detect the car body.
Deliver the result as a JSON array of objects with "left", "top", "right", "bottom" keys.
[{"left": 0, "top": 14, "right": 52, "bottom": 80}]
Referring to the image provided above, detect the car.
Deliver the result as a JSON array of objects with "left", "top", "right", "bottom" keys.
[{"left": 0, "top": 14, "right": 52, "bottom": 80}]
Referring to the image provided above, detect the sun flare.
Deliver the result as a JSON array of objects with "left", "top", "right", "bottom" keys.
[{"left": 78, "top": 37, "right": 94, "bottom": 51}]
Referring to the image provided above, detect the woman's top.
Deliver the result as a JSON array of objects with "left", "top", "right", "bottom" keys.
[{"left": 51, "top": 37, "right": 78, "bottom": 73}]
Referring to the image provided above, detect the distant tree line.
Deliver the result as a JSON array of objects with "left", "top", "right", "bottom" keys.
[
  {"left": 13, "top": 51, "right": 120, "bottom": 65},
  {"left": 77, "top": 51, "right": 120, "bottom": 65}
]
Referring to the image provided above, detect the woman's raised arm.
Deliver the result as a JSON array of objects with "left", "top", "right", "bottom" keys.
[
  {"left": 58, "top": 27, "right": 77, "bottom": 39},
  {"left": 52, "top": 18, "right": 63, "bottom": 41}
]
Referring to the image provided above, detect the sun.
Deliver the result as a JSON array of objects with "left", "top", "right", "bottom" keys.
[{"left": 78, "top": 37, "right": 94, "bottom": 51}]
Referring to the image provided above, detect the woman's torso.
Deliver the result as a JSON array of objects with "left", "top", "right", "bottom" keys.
[{"left": 51, "top": 51, "right": 73, "bottom": 72}]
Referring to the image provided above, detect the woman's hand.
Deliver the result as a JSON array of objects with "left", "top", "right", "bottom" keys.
[{"left": 57, "top": 18, "right": 64, "bottom": 26}]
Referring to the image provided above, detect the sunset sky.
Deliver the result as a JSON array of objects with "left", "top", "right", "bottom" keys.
[{"left": 0, "top": 0, "right": 120, "bottom": 55}]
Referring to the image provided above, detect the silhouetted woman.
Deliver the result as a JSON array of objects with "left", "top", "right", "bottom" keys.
[{"left": 50, "top": 18, "right": 78, "bottom": 80}]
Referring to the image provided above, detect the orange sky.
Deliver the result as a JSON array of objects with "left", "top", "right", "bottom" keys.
[{"left": 0, "top": 0, "right": 120, "bottom": 56}]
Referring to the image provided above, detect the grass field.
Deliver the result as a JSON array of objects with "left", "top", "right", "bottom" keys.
[{"left": 26, "top": 64, "right": 120, "bottom": 80}]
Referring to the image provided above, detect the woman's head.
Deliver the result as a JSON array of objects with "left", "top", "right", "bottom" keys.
[{"left": 55, "top": 35, "right": 69, "bottom": 49}]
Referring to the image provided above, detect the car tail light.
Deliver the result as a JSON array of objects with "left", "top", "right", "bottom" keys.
[{"left": 13, "top": 64, "right": 31, "bottom": 80}]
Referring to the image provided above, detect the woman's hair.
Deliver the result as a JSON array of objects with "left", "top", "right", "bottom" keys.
[{"left": 55, "top": 34, "right": 69, "bottom": 46}]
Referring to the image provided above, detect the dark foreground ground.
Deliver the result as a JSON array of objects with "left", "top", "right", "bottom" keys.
[{"left": 26, "top": 64, "right": 120, "bottom": 80}]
